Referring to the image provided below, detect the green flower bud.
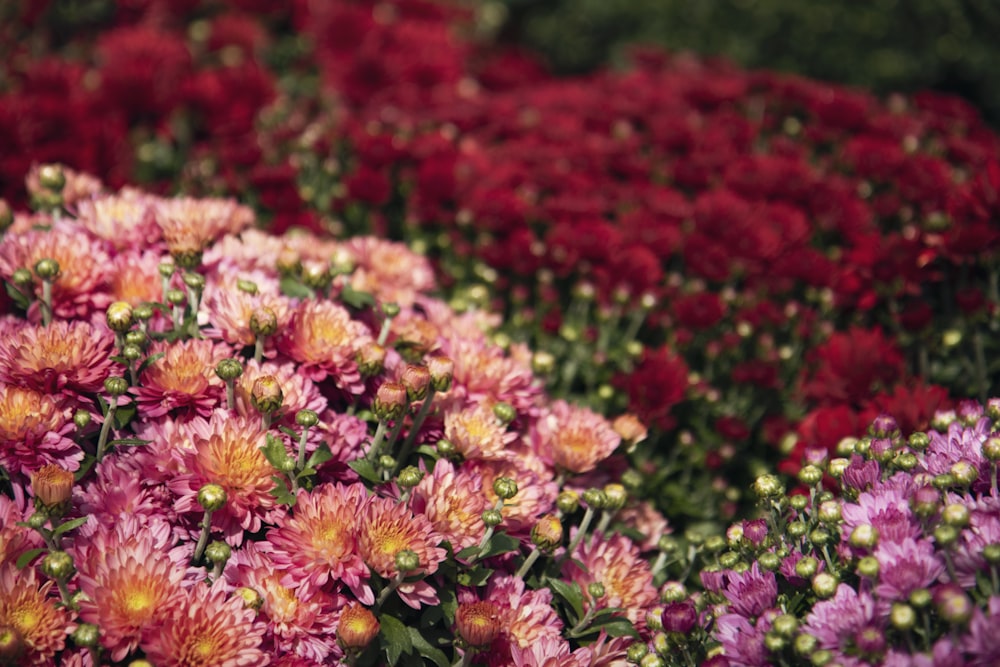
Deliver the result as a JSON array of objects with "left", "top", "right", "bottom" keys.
[
  {"left": 794, "top": 633, "right": 818, "bottom": 656},
  {"left": 812, "top": 572, "right": 838, "bottom": 599},
  {"left": 132, "top": 304, "right": 154, "bottom": 323},
  {"left": 236, "top": 586, "right": 263, "bottom": 611},
  {"left": 849, "top": 524, "right": 879, "bottom": 550},
  {"left": 941, "top": 503, "right": 970, "bottom": 528},
  {"left": 295, "top": 409, "right": 319, "bottom": 428},
  {"left": 795, "top": 556, "right": 819, "bottom": 579},
  {"left": 809, "top": 529, "right": 831, "bottom": 546},
  {"left": 426, "top": 354, "right": 454, "bottom": 392},
  {"left": 817, "top": 500, "right": 842, "bottom": 523},
  {"left": 397, "top": 466, "right": 424, "bottom": 489},
  {"left": 587, "top": 582, "right": 605, "bottom": 599},
  {"left": 798, "top": 465, "right": 824, "bottom": 486},
  {"left": 27, "top": 512, "right": 48, "bottom": 529},
  {"left": 639, "top": 654, "right": 665, "bottom": 667},
  {"left": 703, "top": 535, "right": 726, "bottom": 554},
  {"left": 909, "top": 589, "right": 932, "bottom": 608},
  {"left": 603, "top": 483, "right": 628, "bottom": 512},
  {"left": 620, "top": 469, "right": 643, "bottom": 492},
  {"left": 934, "top": 524, "right": 959, "bottom": 547},
  {"left": 493, "top": 477, "right": 518, "bottom": 501},
  {"left": 556, "top": 490, "right": 580, "bottom": 514},
  {"left": 482, "top": 509, "right": 503, "bottom": 528},
  {"left": 11, "top": 268, "right": 33, "bottom": 288},
  {"left": 492, "top": 402, "right": 516, "bottom": 425},
  {"left": 789, "top": 494, "right": 808, "bottom": 511},
  {"left": 182, "top": 272, "right": 205, "bottom": 291},
  {"left": 373, "top": 382, "right": 407, "bottom": 422},
  {"left": 394, "top": 549, "right": 420, "bottom": 573},
  {"left": 753, "top": 474, "right": 784, "bottom": 499},
  {"left": 758, "top": 552, "right": 781, "bottom": 572},
  {"left": 626, "top": 642, "right": 648, "bottom": 663},
  {"left": 889, "top": 603, "right": 916, "bottom": 631},
  {"left": 205, "top": 540, "right": 232, "bottom": 565},
  {"left": 983, "top": 436, "right": 1000, "bottom": 462},
  {"left": 33, "top": 258, "right": 60, "bottom": 281},
  {"left": 811, "top": 649, "right": 833, "bottom": 666},
  {"left": 301, "top": 262, "right": 331, "bottom": 290},
  {"left": 73, "top": 410, "right": 92, "bottom": 430},
  {"left": 236, "top": 279, "right": 258, "bottom": 295},
  {"left": 532, "top": 351, "right": 555, "bottom": 375},
  {"left": 659, "top": 581, "right": 686, "bottom": 604},
  {"left": 950, "top": 461, "right": 978, "bottom": 486},
  {"left": 215, "top": 359, "right": 243, "bottom": 382},
  {"left": 197, "top": 483, "right": 227, "bottom": 512},
  {"left": 436, "top": 438, "right": 457, "bottom": 458},
  {"left": 645, "top": 608, "right": 664, "bottom": 633},
  {"left": 934, "top": 584, "right": 972, "bottom": 625},
  {"left": 582, "top": 488, "right": 608, "bottom": 510},
  {"left": 827, "top": 457, "right": 850, "bottom": 479},
  {"left": 763, "top": 633, "right": 785, "bottom": 652},
  {"left": 71, "top": 623, "right": 99, "bottom": 648},
  {"left": 121, "top": 344, "right": 142, "bottom": 362},
  {"left": 983, "top": 543, "right": 1000, "bottom": 565},
  {"left": 38, "top": 164, "right": 66, "bottom": 191},
  {"left": 165, "top": 288, "right": 186, "bottom": 306},
  {"left": 378, "top": 455, "right": 396, "bottom": 471},
  {"left": 908, "top": 432, "right": 930, "bottom": 450},
  {"left": 249, "top": 375, "right": 283, "bottom": 415},
  {"left": 836, "top": 437, "right": 858, "bottom": 457},
  {"left": 106, "top": 301, "right": 134, "bottom": 332},
  {"left": 787, "top": 521, "right": 808, "bottom": 539},
  {"left": 895, "top": 452, "right": 918, "bottom": 471},
  {"left": 933, "top": 473, "right": 956, "bottom": 490},
  {"left": 249, "top": 307, "right": 278, "bottom": 337},
  {"left": 531, "top": 514, "right": 563, "bottom": 551},
  {"left": 104, "top": 376, "right": 129, "bottom": 396},
  {"left": 657, "top": 534, "right": 680, "bottom": 554},
  {"left": 41, "top": 551, "right": 75, "bottom": 580},
  {"left": 772, "top": 614, "right": 798, "bottom": 638},
  {"left": 857, "top": 555, "right": 880, "bottom": 578},
  {"left": 719, "top": 552, "right": 740, "bottom": 569},
  {"left": 381, "top": 302, "right": 400, "bottom": 318}
]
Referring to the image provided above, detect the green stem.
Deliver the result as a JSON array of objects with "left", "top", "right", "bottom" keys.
[
  {"left": 192, "top": 509, "right": 214, "bottom": 565},
  {"left": 56, "top": 577, "right": 75, "bottom": 609},
  {"left": 297, "top": 428, "right": 310, "bottom": 471},
  {"left": 377, "top": 316, "right": 393, "bottom": 347},
  {"left": 95, "top": 397, "right": 119, "bottom": 463},
  {"left": 254, "top": 336, "right": 265, "bottom": 364},
  {"left": 514, "top": 547, "right": 542, "bottom": 580},
  {"left": 260, "top": 411, "right": 272, "bottom": 431},
  {"left": 367, "top": 421, "right": 388, "bottom": 461},
  {"left": 225, "top": 379, "right": 235, "bottom": 411},
  {"left": 172, "top": 304, "right": 183, "bottom": 333},
  {"left": 40, "top": 279, "right": 53, "bottom": 326},
  {"left": 560, "top": 506, "right": 595, "bottom": 564},
  {"left": 393, "top": 388, "right": 436, "bottom": 475},
  {"left": 374, "top": 572, "right": 404, "bottom": 612}
]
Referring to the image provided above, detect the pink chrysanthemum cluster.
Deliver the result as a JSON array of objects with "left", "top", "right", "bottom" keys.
[{"left": 0, "top": 172, "right": 669, "bottom": 666}]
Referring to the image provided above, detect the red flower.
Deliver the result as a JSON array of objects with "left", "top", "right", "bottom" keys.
[
  {"left": 616, "top": 347, "right": 688, "bottom": 431},
  {"left": 800, "top": 327, "right": 905, "bottom": 407},
  {"left": 673, "top": 292, "right": 725, "bottom": 331}
]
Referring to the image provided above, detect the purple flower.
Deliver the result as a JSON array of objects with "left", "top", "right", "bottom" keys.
[
  {"left": 842, "top": 455, "right": 880, "bottom": 493},
  {"left": 870, "top": 413, "right": 899, "bottom": 437},
  {"left": 661, "top": 600, "right": 697, "bottom": 633},
  {"left": 842, "top": 485, "right": 921, "bottom": 545},
  {"left": 714, "top": 613, "right": 770, "bottom": 667},
  {"left": 963, "top": 596, "right": 1000, "bottom": 667},
  {"left": 874, "top": 538, "right": 945, "bottom": 604},
  {"left": 722, "top": 562, "right": 777, "bottom": 618},
  {"left": 950, "top": 495, "right": 1000, "bottom": 588},
  {"left": 924, "top": 418, "right": 991, "bottom": 493},
  {"left": 741, "top": 519, "right": 768, "bottom": 547},
  {"left": 803, "top": 584, "right": 878, "bottom": 652}
]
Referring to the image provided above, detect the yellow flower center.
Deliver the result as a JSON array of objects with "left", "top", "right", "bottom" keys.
[
  {"left": 10, "top": 606, "right": 41, "bottom": 633},
  {"left": 0, "top": 386, "right": 60, "bottom": 440}
]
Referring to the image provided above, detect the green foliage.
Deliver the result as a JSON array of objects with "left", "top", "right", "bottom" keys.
[{"left": 500, "top": 0, "right": 1000, "bottom": 124}]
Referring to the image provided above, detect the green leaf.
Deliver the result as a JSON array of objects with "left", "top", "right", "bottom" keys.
[
  {"left": 306, "top": 442, "right": 334, "bottom": 469},
  {"left": 52, "top": 516, "right": 89, "bottom": 537},
  {"left": 379, "top": 614, "right": 412, "bottom": 665},
  {"left": 269, "top": 476, "right": 296, "bottom": 506},
  {"left": 278, "top": 426, "right": 299, "bottom": 440},
  {"left": 406, "top": 627, "right": 449, "bottom": 667},
  {"left": 477, "top": 532, "right": 522, "bottom": 559},
  {"left": 16, "top": 548, "right": 46, "bottom": 569},
  {"left": 137, "top": 351, "right": 165, "bottom": 375},
  {"left": 341, "top": 284, "right": 376, "bottom": 309},
  {"left": 457, "top": 564, "right": 494, "bottom": 587},
  {"left": 113, "top": 403, "right": 138, "bottom": 429},
  {"left": 106, "top": 438, "right": 151, "bottom": 447},
  {"left": 546, "top": 577, "right": 585, "bottom": 622},
  {"left": 438, "top": 586, "right": 458, "bottom": 625},
  {"left": 261, "top": 434, "right": 292, "bottom": 470},
  {"left": 4, "top": 281, "right": 31, "bottom": 310},
  {"left": 589, "top": 616, "right": 640, "bottom": 639},
  {"left": 414, "top": 445, "right": 440, "bottom": 461},
  {"left": 280, "top": 276, "right": 314, "bottom": 299},
  {"left": 348, "top": 458, "right": 382, "bottom": 484},
  {"left": 74, "top": 456, "right": 96, "bottom": 482}
]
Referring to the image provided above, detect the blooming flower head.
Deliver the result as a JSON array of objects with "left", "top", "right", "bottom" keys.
[
  {"left": 841, "top": 482, "right": 921, "bottom": 545},
  {"left": 234, "top": 359, "right": 326, "bottom": 427},
  {"left": 134, "top": 339, "right": 231, "bottom": 419},
  {"left": 343, "top": 237, "right": 436, "bottom": 306},
  {"left": 562, "top": 531, "right": 657, "bottom": 629},
  {"left": 108, "top": 249, "right": 167, "bottom": 306},
  {"left": 466, "top": 458, "right": 559, "bottom": 536},
  {"left": 443, "top": 403, "right": 519, "bottom": 461},
  {"left": 482, "top": 574, "right": 564, "bottom": 650},
  {"left": 267, "top": 483, "right": 368, "bottom": 594},
  {"left": 75, "top": 191, "right": 160, "bottom": 250},
  {"left": 203, "top": 270, "right": 293, "bottom": 348},
  {"left": 0, "top": 563, "right": 71, "bottom": 666},
  {"left": 536, "top": 400, "right": 622, "bottom": 474},
  {"left": 446, "top": 338, "right": 543, "bottom": 416},
  {"left": 277, "top": 299, "right": 371, "bottom": 393},
  {"left": 0, "top": 319, "right": 114, "bottom": 397},
  {"left": 155, "top": 196, "right": 253, "bottom": 266},
  {"left": 722, "top": 562, "right": 778, "bottom": 618},
  {"left": 142, "top": 581, "right": 270, "bottom": 667},
  {"left": 0, "top": 494, "right": 43, "bottom": 569},
  {"left": 171, "top": 410, "right": 277, "bottom": 542},
  {"left": 411, "top": 458, "right": 493, "bottom": 551},
  {"left": 803, "top": 584, "right": 883, "bottom": 661},
  {"left": 0, "top": 222, "right": 111, "bottom": 318},
  {"left": 0, "top": 384, "right": 79, "bottom": 475}
]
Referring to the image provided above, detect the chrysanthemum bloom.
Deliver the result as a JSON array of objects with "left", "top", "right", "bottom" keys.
[
  {"left": 155, "top": 197, "right": 253, "bottom": 266},
  {"left": 336, "top": 602, "right": 380, "bottom": 653},
  {"left": 924, "top": 417, "right": 992, "bottom": 494},
  {"left": 467, "top": 458, "right": 559, "bottom": 536},
  {"left": 455, "top": 601, "right": 502, "bottom": 648},
  {"left": 108, "top": 250, "right": 167, "bottom": 306},
  {"left": 141, "top": 581, "right": 269, "bottom": 667},
  {"left": 202, "top": 271, "right": 293, "bottom": 348},
  {"left": 802, "top": 584, "right": 884, "bottom": 660},
  {"left": 170, "top": 410, "right": 277, "bottom": 543},
  {"left": 562, "top": 531, "right": 657, "bottom": 629},
  {"left": 443, "top": 403, "right": 519, "bottom": 461},
  {"left": 134, "top": 339, "right": 231, "bottom": 418},
  {"left": 722, "top": 562, "right": 778, "bottom": 618},
  {"left": 226, "top": 543, "right": 341, "bottom": 663},
  {"left": 29, "top": 463, "right": 74, "bottom": 514},
  {"left": 356, "top": 496, "right": 446, "bottom": 608},
  {"left": 0, "top": 384, "right": 80, "bottom": 476},
  {"left": 535, "top": 401, "right": 622, "bottom": 475},
  {"left": 202, "top": 229, "right": 288, "bottom": 274},
  {"left": 874, "top": 538, "right": 945, "bottom": 604},
  {"left": 267, "top": 483, "right": 368, "bottom": 595},
  {"left": 74, "top": 523, "right": 186, "bottom": 662},
  {"left": 481, "top": 574, "right": 564, "bottom": 649},
  {"left": 411, "top": 458, "right": 493, "bottom": 551},
  {"left": 446, "top": 339, "right": 543, "bottom": 416},
  {"left": 964, "top": 595, "right": 1000, "bottom": 667},
  {"left": 25, "top": 164, "right": 103, "bottom": 208},
  {"left": 615, "top": 500, "right": 673, "bottom": 552},
  {"left": 0, "top": 222, "right": 111, "bottom": 319},
  {"left": 714, "top": 613, "right": 771, "bottom": 667},
  {"left": 343, "top": 237, "right": 436, "bottom": 306},
  {"left": 0, "top": 495, "right": 43, "bottom": 569},
  {"left": 76, "top": 456, "right": 175, "bottom": 529},
  {"left": 74, "top": 191, "right": 161, "bottom": 250},
  {"left": 841, "top": 483, "right": 921, "bottom": 545},
  {"left": 277, "top": 299, "right": 371, "bottom": 394},
  {"left": 0, "top": 563, "right": 71, "bottom": 665},
  {"left": 234, "top": 359, "right": 326, "bottom": 427},
  {"left": 0, "top": 319, "right": 115, "bottom": 397},
  {"left": 508, "top": 637, "right": 589, "bottom": 667}
]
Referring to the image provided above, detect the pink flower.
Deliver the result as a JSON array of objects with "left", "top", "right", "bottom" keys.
[
  {"left": 133, "top": 339, "right": 231, "bottom": 419},
  {"left": 74, "top": 191, "right": 161, "bottom": 250},
  {"left": 277, "top": 300, "right": 371, "bottom": 394},
  {"left": 535, "top": 400, "right": 622, "bottom": 475},
  {"left": 466, "top": 458, "right": 559, "bottom": 536},
  {"left": 0, "top": 562, "right": 71, "bottom": 666},
  {"left": 342, "top": 237, "right": 436, "bottom": 306},
  {"left": 411, "top": 458, "right": 493, "bottom": 552},
  {"left": 874, "top": 538, "right": 945, "bottom": 604},
  {"left": 154, "top": 196, "right": 254, "bottom": 263},
  {"left": 443, "top": 403, "right": 519, "bottom": 461},
  {"left": 482, "top": 574, "right": 564, "bottom": 651},
  {"left": 0, "top": 383, "right": 80, "bottom": 476},
  {"left": 233, "top": 359, "right": 326, "bottom": 428},
  {"left": 0, "top": 319, "right": 115, "bottom": 398},
  {"left": 445, "top": 338, "right": 543, "bottom": 416},
  {"left": 202, "top": 270, "right": 293, "bottom": 348},
  {"left": 142, "top": 581, "right": 270, "bottom": 667}
]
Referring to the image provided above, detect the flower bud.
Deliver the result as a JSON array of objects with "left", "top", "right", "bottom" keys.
[
  {"left": 250, "top": 375, "right": 283, "bottom": 415},
  {"left": 132, "top": 304, "right": 153, "bottom": 323},
  {"left": 817, "top": 500, "right": 841, "bottom": 523},
  {"left": 492, "top": 402, "right": 516, "bottom": 425},
  {"left": 236, "top": 587, "right": 263, "bottom": 611},
  {"left": 798, "top": 465, "right": 823, "bottom": 486},
  {"left": 71, "top": 623, "right": 100, "bottom": 648},
  {"left": 30, "top": 464, "right": 74, "bottom": 513},
  {"left": 356, "top": 342, "right": 387, "bottom": 377},
  {"left": 106, "top": 301, "right": 134, "bottom": 332},
  {"left": 401, "top": 364, "right": 431, "bottom": 402},
  {"left": 753, "top": 474, "right": 784, "bottom": 499},
  {"left": 532, "top": 351, "right": 555, "bottom": 375},
  {"left": 27, "top": 512, "right": 47, "bottom": 529},
  {"left": 337, "top": 603, "right": 380, "bottom": 652},
  {"left": 38, "top": 164, "right": 66, "bottom": 191},
  {"left": 236, "top": 279, "right": 258, "bottom": 295},
  {"left": 910, "top": 589, "right": 932, "bottom": 608},
  {"left": 934, "top": 583, "right": 972, "bottom": 625},
  {"left": 205, "top": 540, "right": 232, "bottom": 565},
  {"left": 296, "top": 409, "right": 319, "bottom": 428},
  {"left": 811, "top": 572, "right": 838, "bottom": 599},
  {"left": 704, "top": 535, "right": 726, "bottom": 553},
  {"left": 276, "top": 249, "right": 301, "bottom": 276},
  {"left": 794, "top": 633, "right": 817, "bottom": 656},
  {"left": 772, "top": 614, "right": 798, "bottom": 638},
  {"left": 197, "top": 483, "right": 227, "bottom": 512},
  {"left": 531, "top": 514, "right": 563, "bottom": 551},
  {"left": 908, "top": 431, "right": 930, "bottom": 450},
  {"left": 301, "top": 262, "right": 331, "bottom": 290},
  {"left": 603, "top": 483, "right": 628, "bottom": 512},
  {"left": 933, "top": 524, "right": 959, "bottom": 548},
  {"left": 763, "top": 633, "right": 785, "bottom": 652},
  {"left": 104, "top": 376, "right": 129, "bottom": 396},
  {"left": 645, "top": 608, "right": 664, "bottom": 632},
  {"left": 612, "top": 414, "right": 648, "bottom": 450},
  {"left": 249, "top": 307, "right": 278, "bottom": 337},
  {"left": 121, "top": 344, "right": 142, "bottom": 362},
  {"left": 982, "top": 436, "right": 1000, "bottom": 461},
  {"left": 492, "top": 477, "right": 518, "bottom": 501},
  {"left": 660, "top": 600, "right": 697, "bottom": 634},
  {"left": 856, "top": 556, "right": 880, "bottom": 578},
  {"left": 165, "top": 288, "right": 186, "bottom": 306},
  {"left": 397, "top": 466, "right": 424, "bottom": 489},
  {"left": 426, "top": 354, "right": 454, "bottom": 392},
  {"left": 381, "top": 302, "right": 400, "bottom": 318},
  {"left": 587, "top": 582, "right": 606, "bottom": 600},
  {"left": 41, "top": 551, "right": 75, "bottom": 580},
  {"left": 11, "top": 268, "right": 33, "bottom": 288},
  {"left": 482, "top": 509, "right": 503, "bottom": 528},
  {"left": 894, "top": 452, "right": 918, "bottom": 471},
  {"left": 787, "top": 521, "right": 808, "bottom": 539},
  {"left": 626, "top": 642, "right": 648, "bottom": 663},
  {"left": 889, "top": 603, "right": 915, "bottom": 630},
  {"left": 394, "top": 549, "right": 420, "bottom": 573},
  {"left": 789, "top": 495, "right": 808, "bottom": 511},
  {"left": 0, "top": 625, "right": 24, "bottom": 664},
  {"left": 827, "top": 458, "right": 850, "bottom": 479},
  {"left": 556, "top": 490, "right": 579, "bottom": 514},
  {"left": 436, "top": 438, "right": 457, "bottom": 458},
  {"left": 182, "top": 272, "right": 205, "bottom": 292},
  {"left": 950, "top": 461, "right": 978, "bottom": 486},
  {"left": 374, "top": 382, "right": 408, "bottom": 422},
  {"left": 809, "top": 529, "right": 831, "bottom": 546},
  {"left": 659, "top": 581, "right": 686, "bottom": 604},
  {"left": 983, "top": 543, "right": 1000, "bottom": 565},
  {"left": 639, "top": 655, "right": 665, "bottom": 667},
  {"left": 582, "top": 488, "right": 608, "bottom": 510},
  {"left": 795, "top": 556, "right": 819, "bottom": 579},
  {"left": 910, "top": 485, "right": 940, "bottom": 518},
  {"left": 215, "top": 358, "right": 243, "bottom": 382},
  {"left": 73, "top": 409, "right": 91, "bottom": 430},
  {"left": 849, "top": 524, "right": 879, "bottom": 550},
  {"left": 941, "top": 503, "right": 970, "bottom": 528},
  {"left": 378, "top": 455, "right": 396, "bottom": 471},
  {"left": 758, "top": 552, "right": 781, "bottom": 572},
  {"left": 455, "top": 601, "right": 502, "bottom": 648}
]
